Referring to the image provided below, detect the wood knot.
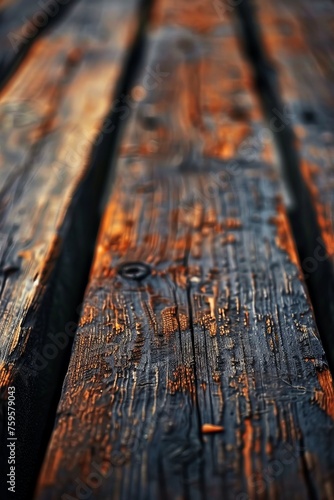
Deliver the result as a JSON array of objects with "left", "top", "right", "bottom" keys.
[{"left": 117, "top": 262, "right": 151, "bottom": 281}]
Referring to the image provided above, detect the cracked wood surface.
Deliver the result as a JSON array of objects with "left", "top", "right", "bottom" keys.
[
  {"left": 249, "top": 0, "right": 334, "bottom": 397},
  {"left": 36, "top": 1, "right": 334, "bottom": 498},
  {"left": 0, "top": 0, "right": 141, "bottom": 497}
]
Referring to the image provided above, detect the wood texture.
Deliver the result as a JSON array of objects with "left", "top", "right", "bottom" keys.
[
  {"left": 244, "top": 0, "right": 334, "bottom": 375},
  {"left": 37, "top": 1, "right": 334, "bottom": 498},
  {"left": 0, "top": 0, "right": 142, "bottom": 497},
  {"left": 0, "top": 0, "right": 78, "bottom": 87}
]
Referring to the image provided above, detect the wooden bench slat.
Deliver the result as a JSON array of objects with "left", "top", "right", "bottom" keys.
[
  {"left": 245, "top": 0, "right": 334, "bottom": 379},
  {"left": 0, "top": 0, "right": 77, "bottom": 88},
  {"left": 0, "top": 0, "right": 143, "bottom": 497},
  {"left": 36, "top": 1, "right": 334, "bottom": 498}
]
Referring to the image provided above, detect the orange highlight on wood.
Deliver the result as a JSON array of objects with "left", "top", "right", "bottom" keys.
[
  {"left": 201, "top": 424, "right": 224, "bottom": 434},
  {"left": 271, "top": 201, "right": 300, "bottom": 268},
  {"left": 315, "top": 369, "right": 334, "bottom": 420}
]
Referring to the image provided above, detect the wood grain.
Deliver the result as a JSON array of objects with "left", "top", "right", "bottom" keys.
[
  {"left": 0, "top": 0, "right": 142, "bottom": 497},
  {"left": 241, "top": 0, "right": 334, "bottom": 376},
  {"left": 37, "top": 1, "right": 334, "bottom": 498},
  {"left": 0, "top": 0, "right": 78, "bottom": 88},
  {"left": 261, "top": 0, "right": 334, "bottom": 252}
]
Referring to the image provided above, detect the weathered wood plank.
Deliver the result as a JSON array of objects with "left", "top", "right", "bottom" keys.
[
  {"left": 240, "top": 0, "right": 334, "bottom": 372},
  {"left": 37, "top": 1, "right": 334, "bottom": 498},
  {"left": 0, "top": 0, "right": 143, "bottom": 497},
  {"left": 0, "top": 0, "right": 78, "bottom": 88}
]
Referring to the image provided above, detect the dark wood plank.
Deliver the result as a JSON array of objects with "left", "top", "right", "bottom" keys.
[
  {"left": 0, "top": 0, "right": 78, "bottom": 88},
  {"left": 242, "top": 0, "right": 334, "bottom": 375},
  {"left": 36, "top": 1, "right": 334, "bottom": 498},
  {"left": 0, "top": 0, "right": 143, "bottom": 497}
]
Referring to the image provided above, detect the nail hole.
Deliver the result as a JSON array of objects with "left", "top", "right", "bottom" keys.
[
  {"left": 140, "top": 105, "right": 160, "bottom": 130},
  {"left": 301, "top": 109, "right": 317, "bottom": 124},
  {"left": 0, "top": 265, "right": 20, "bottom": 276},
  {"left": 117, "top": 262, "right": 151, "bottom": 281},
  {"left": 142, "top": 114, "right": 159, "bottom": 130}
]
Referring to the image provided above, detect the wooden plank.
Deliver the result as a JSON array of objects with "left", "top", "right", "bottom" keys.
[
  {"left": 0, "top": 0, "right": 143, "bottom": 498},
  {"left": 36, "top": 0, "right": 334, "bottom": 498},
  {"left": 240, "top": 0, "right": 334, "bottom": 373},
  {"left": 0, "top": 0, "right": 77, "bottom": 88}
]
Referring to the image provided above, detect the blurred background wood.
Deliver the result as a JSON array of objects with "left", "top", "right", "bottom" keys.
[{"left": 0, "top": 0, "right": 78, "bottom": 88}]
